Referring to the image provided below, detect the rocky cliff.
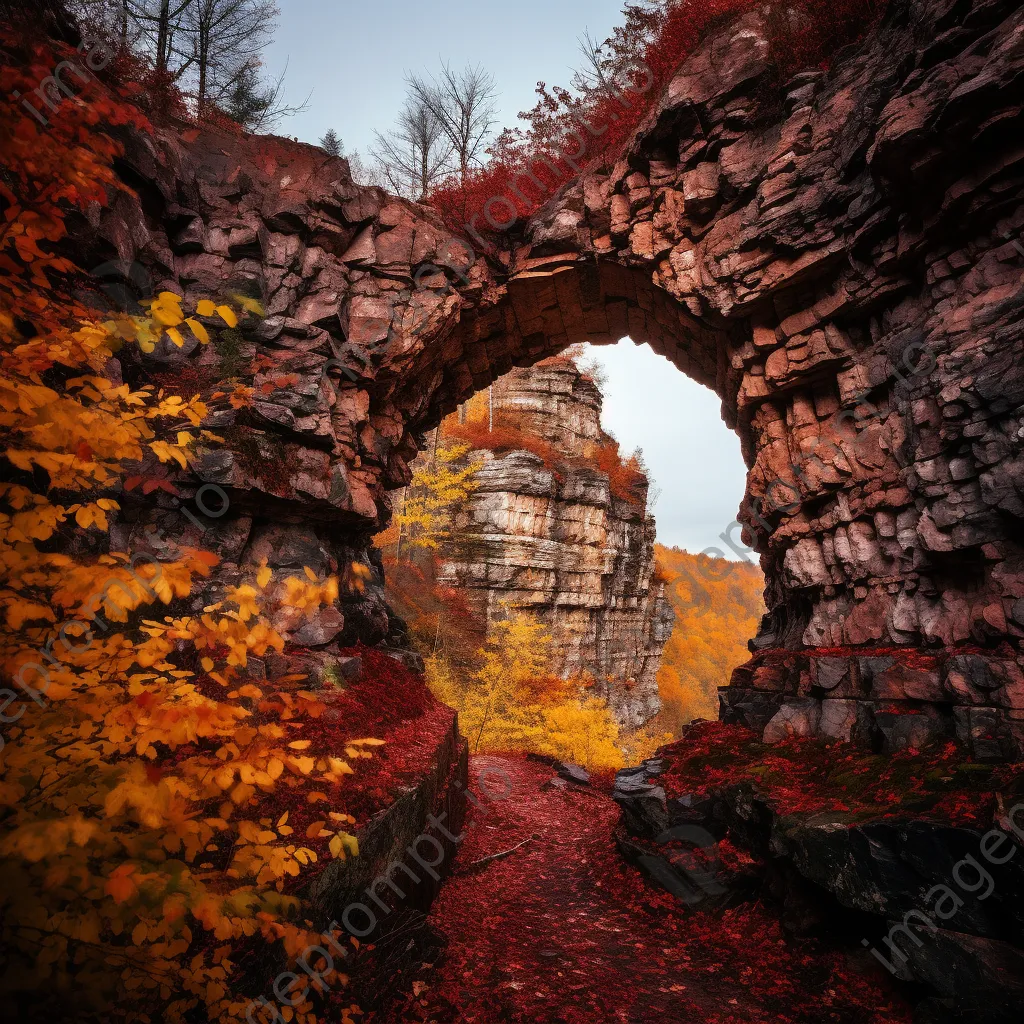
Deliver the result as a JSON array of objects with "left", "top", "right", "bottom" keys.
[
  {"left": 67, "top": 0, "right": 1024, "bottom": 760},
  {"left": 430, "top": 359, "right": 674, "bottom": 729}
]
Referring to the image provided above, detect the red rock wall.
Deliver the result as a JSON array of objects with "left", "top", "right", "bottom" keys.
[{"left": 86, "top": 0, "right": 1024, "bottom": 756}]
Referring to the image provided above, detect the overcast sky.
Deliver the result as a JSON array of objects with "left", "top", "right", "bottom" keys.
[
  {"left": 267, "top": 1, "right": 749, "bottom": 555},
  {"left": 267, "top": 0, "right": 629, "bottom": 157},
  {"left": 581, "top": 344, "right": 748, "bottom": 557}
]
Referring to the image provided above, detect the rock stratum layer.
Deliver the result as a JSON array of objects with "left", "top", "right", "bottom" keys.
[
  {"left": 431, "top": 360, "right": 673, "bottom": 729},
  {"left": 81, "top": 0, "right": 1024, "bottom": 756}
]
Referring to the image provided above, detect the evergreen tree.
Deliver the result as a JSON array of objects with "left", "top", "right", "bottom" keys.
[{"left": 319, "top": 128, "right": 342, "bottom": 156}]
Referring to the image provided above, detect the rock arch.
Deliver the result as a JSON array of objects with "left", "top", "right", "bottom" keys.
[{"left": 97, "top": 0, "right": 1024, "bottom": 756}]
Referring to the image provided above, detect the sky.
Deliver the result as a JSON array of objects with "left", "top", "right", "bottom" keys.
[
  {"left": 581, "top": 344, "right": 748, "bottom": 557},
  {"left": 266, "top": 0, "right": 749, "bottom": 555},
  {"left": 266, "top": 0, "right": 630, "bottom": 156}
]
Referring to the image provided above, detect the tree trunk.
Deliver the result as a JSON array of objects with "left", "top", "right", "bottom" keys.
[
  {"left": 155, "top": 0, "right": 170, "bottom": 74},
  {"left": 395, "top": 487, "right": 406, "bottom": 561},
  {"left": 197, "top": 34, "right": 208, "bottom": 114}
]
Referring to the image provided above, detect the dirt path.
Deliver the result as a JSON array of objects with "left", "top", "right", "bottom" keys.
[{"left": 378, "top": 755, "right": 910, "bottom": 1024}]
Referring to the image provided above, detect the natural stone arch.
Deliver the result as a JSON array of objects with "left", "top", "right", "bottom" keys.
[
  {"left": 390, "top": 258, "right": 731, "bottom": 439},
  {"left": 92, "top": 0, "right": 1024, "bottom": 759}
]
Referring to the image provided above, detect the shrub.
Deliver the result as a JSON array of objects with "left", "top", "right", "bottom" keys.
[
  {"left": 586, "top": 440, "right": 648, "bottom": 505},
  {"left": 444, "top": 418, "right": 564, "bottom": 474}
]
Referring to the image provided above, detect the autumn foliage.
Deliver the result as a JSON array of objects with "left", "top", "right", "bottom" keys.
[
  {"left": 426, "top": 613, "right": 626, "bottom": 771},
  {"left": 0, "top": 29, "right": 373, "bottom": 1024},
  {"left": 443, "top": 401, "right": 648, "bottom": 507},
  {"left": 656, "top": 720, "right": 1022, "bottom": 826},
  {"left": 654, "top": 545, "right": 765, "bottom": 728},
  {"left": 444, "top": 418, "right": 564, "bottom": 474}
]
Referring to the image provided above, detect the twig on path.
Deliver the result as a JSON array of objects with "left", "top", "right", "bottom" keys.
[{"left": 457, "top": 834, "right": 539, "bottom": 874}]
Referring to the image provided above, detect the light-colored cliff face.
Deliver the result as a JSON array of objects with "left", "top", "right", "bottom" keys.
[{"left": 434, "top": 361, "right": 674, "bottom": 729}]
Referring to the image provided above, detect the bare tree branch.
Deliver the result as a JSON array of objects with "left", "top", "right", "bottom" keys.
[
  {"left": 370, "top": 93, "right": 453, "bottom": 200},
  {"left": 407, "top": 61, "right": 497, "bottom": 181}
]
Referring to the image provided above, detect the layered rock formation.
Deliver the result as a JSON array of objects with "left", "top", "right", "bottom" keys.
[
  {"left": 431, "top": 359, "right": 673, "bottom": 729},
  {"left": 612, "top": 727, "right": 1024, "bottom": 1022},
  {"left": 77, "top": 0, "right": 1024, "bottom": 757}
]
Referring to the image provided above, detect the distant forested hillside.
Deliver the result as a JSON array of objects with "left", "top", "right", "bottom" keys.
[{"left": 654, "top": 546, "right": 765, "bottom": 729}]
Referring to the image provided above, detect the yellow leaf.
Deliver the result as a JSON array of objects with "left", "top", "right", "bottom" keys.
[
  {"left": 151, "top": 293, "right": 184, "bottom": 327},
  {"left": 235, "top": 295, "right": 265, "bottom": 316},
  {"left": 347, "top": 738, "right": 386, "bottom": 746},
  {"left": 166, "top": 327, "right": 184, "bottom": 347},
  {"left": 277, "top": 811, "right": 289, "bottom": 827},
  {"left": 185, "top": 317, "right": 210, "bottom": 344},
  {"left": 256, "top": 560, "right": 272, "bottom": 589},
  {"left": 201, "top": 657, "right": 215, "bottom": 672},
  {"left": 288, "top": 740, "right": 311, "bottom": 750},
  {"left": 216, "top": 305, "right": 238, "bottom": 328},
  {"left": 5, "top": 600, "right": 56, "bottom": 630},
  {"left": 196, "top": 299, "right": 216, "bottom": 317},
  {"left": 305, "top": 820, "right": 326, "bottom": 839}
]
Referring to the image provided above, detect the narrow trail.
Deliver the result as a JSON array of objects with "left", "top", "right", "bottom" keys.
[{"left": 379, "top": 755, "right": 911, "bottom": 1024}]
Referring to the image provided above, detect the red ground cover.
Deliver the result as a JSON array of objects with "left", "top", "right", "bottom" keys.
[
  {"left": 295, "top": 646, "right": 458, "bottom": 827},
  {"left": 655, "top": 721, "right": 1024, "bottom": 826},
  {"left": 377, "top": 754, "right": 911, "bottom": 1024}
]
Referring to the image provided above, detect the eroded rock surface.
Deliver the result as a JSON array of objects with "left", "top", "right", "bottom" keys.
[{"left": 85, "top": 0, "right": 1024, "bottom": 754}]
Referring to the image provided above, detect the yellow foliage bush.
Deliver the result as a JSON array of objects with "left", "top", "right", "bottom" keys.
[{"left": 425, "top": 613, "right": 625, "bottom": 771}]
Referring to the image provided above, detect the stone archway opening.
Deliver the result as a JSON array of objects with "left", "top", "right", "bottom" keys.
[{"left": 373, "top": 256, "right": 757, "bottom": 744}]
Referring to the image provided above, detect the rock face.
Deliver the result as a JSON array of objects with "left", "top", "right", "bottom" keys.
[
  {"left": 612, "top": 726, "right": 1024, "bottom": 1021},
  {"left": 82, "top": 0, "right": 1024, "bottom": 756},
  {"left": 616, "top": 757, "right": 1024, "bottom": 1022},
  {"left": 431, "top": 359, "right": 673, "bottom": 729}
]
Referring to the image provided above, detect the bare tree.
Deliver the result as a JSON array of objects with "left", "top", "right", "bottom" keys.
[
  {"left": 73, "top": 0, "right": 195, "bottom": 79},
  {"left": 370, "top": 94, "right": 452, "bottom": 200},
  {"left": 346, "top": 148, "right": 370, "bottom": 185},
  {"left": 119, "top": 0, "right": 194, "bottom": 76},
  {"left": 185, "top": 0, "right": 277, "bottom": 114},
  {"left": 408, "top": 62, "right": 497, "bottom": 181}
]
